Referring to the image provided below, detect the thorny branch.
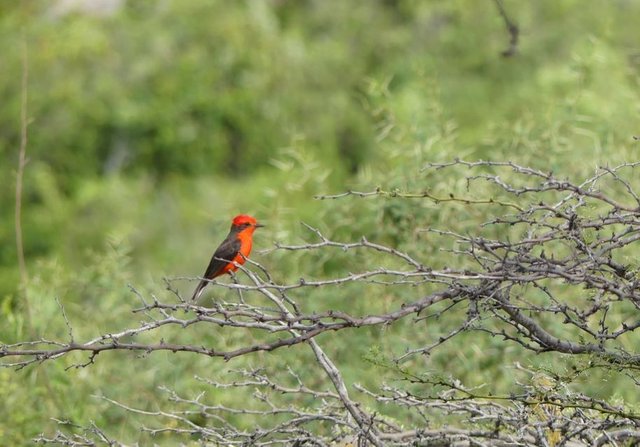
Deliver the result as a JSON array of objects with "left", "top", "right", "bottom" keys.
[{"left": 10, "top": 160, "right": 640, "bottom": 445}]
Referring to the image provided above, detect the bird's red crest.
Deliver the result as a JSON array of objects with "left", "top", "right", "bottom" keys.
[{"left": 232, "top": 214, "right": 258, "bottom": 226}]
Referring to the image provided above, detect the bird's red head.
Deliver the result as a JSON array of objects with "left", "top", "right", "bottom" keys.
[{"left": 231, "top": 214, "right": 264, "bottom": 229}]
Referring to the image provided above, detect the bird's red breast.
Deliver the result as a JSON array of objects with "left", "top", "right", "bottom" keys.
[{"left": 219, "top": 228, "right": 254, "bottom": 275}]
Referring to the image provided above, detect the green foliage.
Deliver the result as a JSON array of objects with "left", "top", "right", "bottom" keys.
[
  {"left": 2, "top": 0, "right": 640, "bottom": 443},
  {"left": 1, "top": 0, "right": 391, "bottom": 183}
]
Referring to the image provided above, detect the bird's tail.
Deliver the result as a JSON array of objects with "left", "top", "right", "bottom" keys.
[{"left": 191, "top": 279, "right": 208, "bottom": 301}]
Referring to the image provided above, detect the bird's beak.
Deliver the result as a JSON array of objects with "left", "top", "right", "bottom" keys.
[{"left": 255, "top": 223, "right": 265, "bottom": 228}]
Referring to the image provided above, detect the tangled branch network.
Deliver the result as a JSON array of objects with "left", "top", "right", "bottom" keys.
[{"left": 6, "top": 160, "right": 640, "bottom": 446}]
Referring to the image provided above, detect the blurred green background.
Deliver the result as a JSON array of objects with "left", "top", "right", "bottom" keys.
[{"left": 2, "top": 0, "right": 640, "bottom": 443}]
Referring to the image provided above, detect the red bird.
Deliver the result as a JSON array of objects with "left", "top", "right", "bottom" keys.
[{"left": 191, "top": 214, "right": 264, "bottom": 301}]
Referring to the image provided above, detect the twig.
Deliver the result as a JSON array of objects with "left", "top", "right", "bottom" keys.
[
  {"left": 15, "top": 32, "right": 31, "bottom": 327},
  {"left": 493, "top": 0, "right": 519, "bottom": 57}
]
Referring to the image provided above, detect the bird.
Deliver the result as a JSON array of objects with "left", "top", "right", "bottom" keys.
[{"left": 191, "top": 214, "right": 264, "bottom": 301}]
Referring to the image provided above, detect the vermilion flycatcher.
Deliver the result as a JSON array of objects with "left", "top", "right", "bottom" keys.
[{"left": 191, "top": 214, "right": 264, "bottom": 301}]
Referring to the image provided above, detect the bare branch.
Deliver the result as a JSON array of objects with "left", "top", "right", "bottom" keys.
[
  {"left": 493, "top": 0, "right": 519, "bottom": 57},
  {"left": 15, "top": 159, "right": 640, "bottom": 444}
]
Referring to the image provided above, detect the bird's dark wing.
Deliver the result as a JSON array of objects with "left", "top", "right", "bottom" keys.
[
  {"left": 191, "top": 235, "right": 241, "bottom": 301},
  {"left": 203, "top": 236, "right": 242, "bottom": 279}
]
